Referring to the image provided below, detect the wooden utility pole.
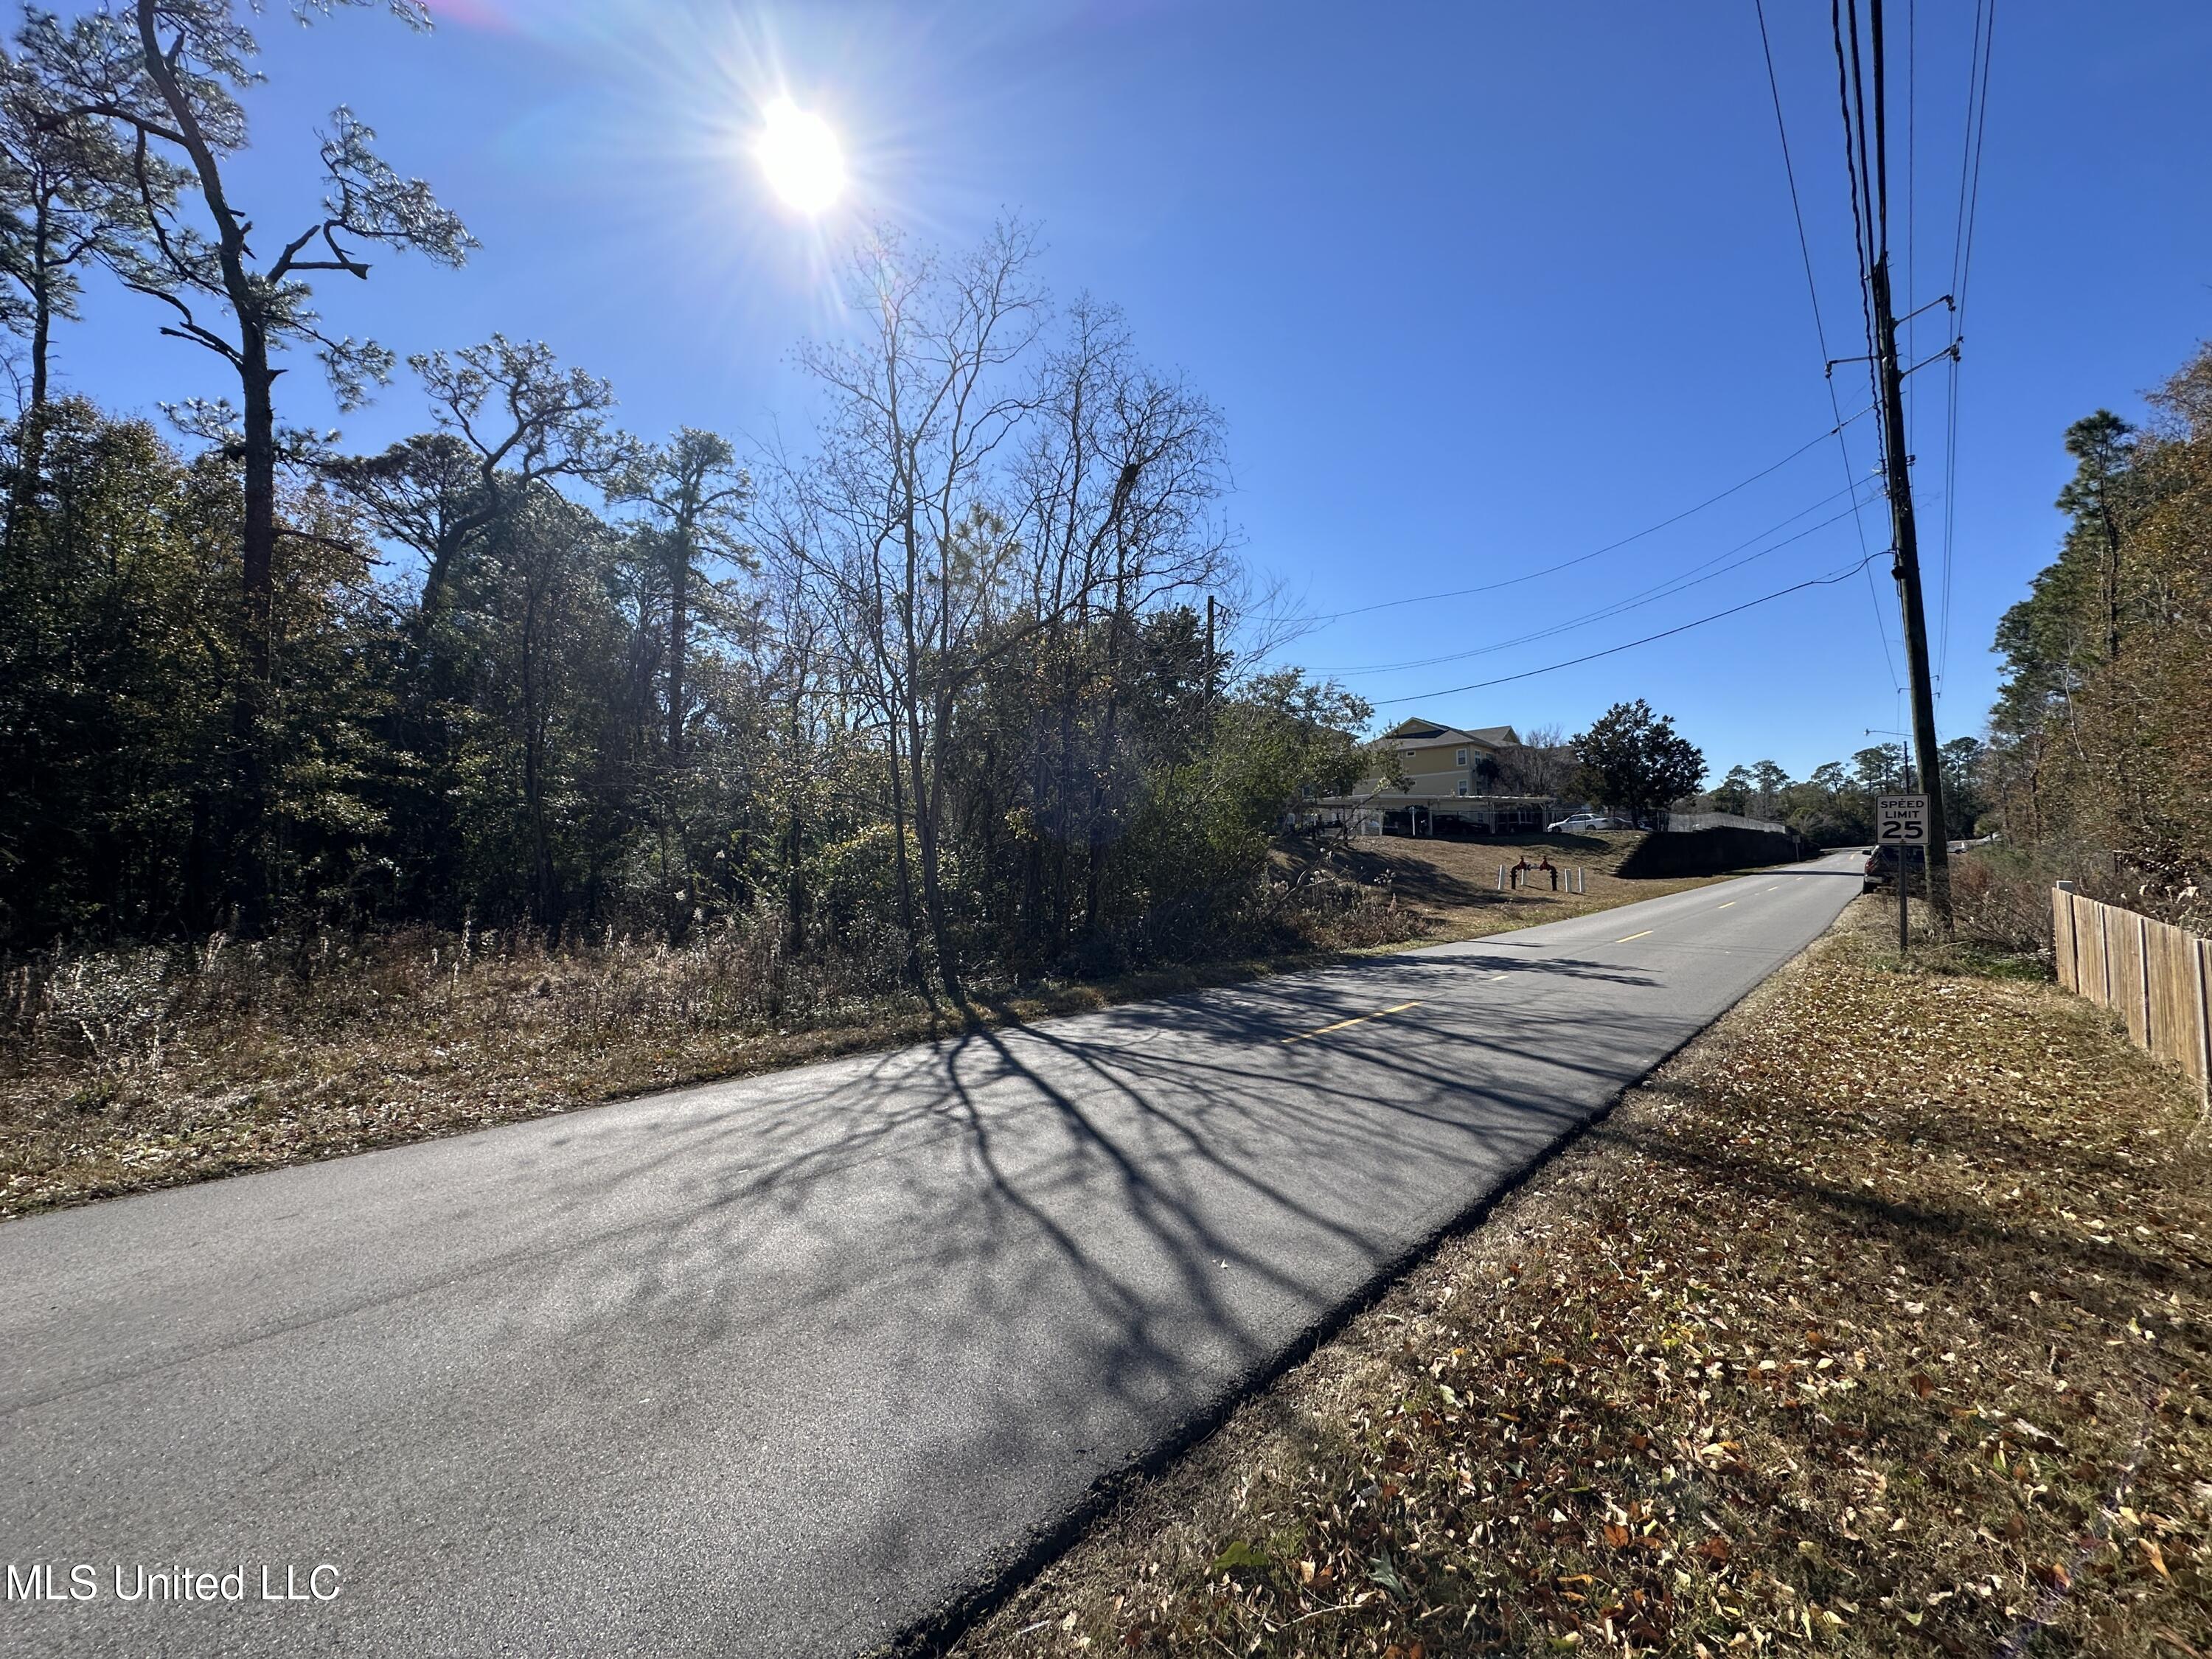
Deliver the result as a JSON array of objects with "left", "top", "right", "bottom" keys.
[
  {"left": 1205, "top": 594, "right": 1217, "bottom": 697},
  {"left": 1204, "top": 593, "right": 1220, "bottom": 744},
  {"left": 1867, "top": 0, "right": 1952, "bottom": 936}
]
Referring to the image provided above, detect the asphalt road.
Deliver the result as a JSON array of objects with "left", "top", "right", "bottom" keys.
[{"left": 1, "top": 852, "right": 1865, "bottom": 1658}]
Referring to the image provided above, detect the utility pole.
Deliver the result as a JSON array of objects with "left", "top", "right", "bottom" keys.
[
  {"left": 1205, "top": 594, "right": 1217, "bottom": 698},
  {"left": 1202, "top": 592, "right": 1220, "bottom": 750},
  {"left": 1866, "top": 0, "right": 1952, "bottom": 936}
]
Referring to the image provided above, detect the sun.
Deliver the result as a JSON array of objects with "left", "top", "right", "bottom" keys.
[{"left": 756, "top": 97, "right": 845, "bottom": 215}]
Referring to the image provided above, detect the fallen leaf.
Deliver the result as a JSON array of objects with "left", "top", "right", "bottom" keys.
[{"left": 1208, "top": 1540, "right": 1266, "bottom": 1576}]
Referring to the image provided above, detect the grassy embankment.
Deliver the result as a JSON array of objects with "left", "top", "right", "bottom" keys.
[
  {"left": 0, "top": 830, "right": 1768, "bottom": 1222},
  {"left": 1301, "top": 829, "right": 1747, "bottom": 946},
  {"left": 952, "top": 895, "right": 2212, "bottom": 1659}
]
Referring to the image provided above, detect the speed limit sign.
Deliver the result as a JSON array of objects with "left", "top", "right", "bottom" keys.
[{"left": 1877, "top": 793, "right": 1929, "bottom": 844}]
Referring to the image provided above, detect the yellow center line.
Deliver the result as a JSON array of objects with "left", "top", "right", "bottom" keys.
[
  {"left": 1282, "top": 1001, "right": 1421, "bottom": 1044},
  {"left": 1717, "top": 900, "right": 1736, "bottom": 909},
  {"left": 1615, "top": 928, "right": 1654, "bottom": 943},
  {"left": 1488, "top": 972, "right": 1509, "bottom": 980}
]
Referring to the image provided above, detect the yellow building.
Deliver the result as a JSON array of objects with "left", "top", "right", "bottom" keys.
[
  {"left": 1376, "top": 717, "right": 1524, "bottom": 796},
  {"left": 1308, "top": 715, "right": 1557, "bottom": 836}
]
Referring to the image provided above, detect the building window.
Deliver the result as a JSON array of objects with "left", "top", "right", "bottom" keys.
[
  {"left": 1456, "top": 781, "right": 1469, "bottom": 796},
  {"left": 1455, "top": 748, "right": 1468, "bottom": 767}
]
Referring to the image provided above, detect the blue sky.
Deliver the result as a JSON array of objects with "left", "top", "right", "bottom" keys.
[{"left": 39, "top": 0, "right": 2212, "bottom": 780}]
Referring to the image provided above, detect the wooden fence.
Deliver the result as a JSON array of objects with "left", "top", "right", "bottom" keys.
[{"left": 2052, "top": 882, "right": 2212, "bottom": 1093}]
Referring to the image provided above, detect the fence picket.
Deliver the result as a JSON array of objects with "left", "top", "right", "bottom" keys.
[
  {"left": 2081, "top": 899, "right": 2109, "bottom": 1013},
  {"left": 2054, "top": 887, "right": 2076, "bottom": 992},
  {"left": 2198, "top": 937, "right": 2212, "bottom": 1097},
  {"left": 2138, "top": 914, "right": 2154, "bottom": 1046}
]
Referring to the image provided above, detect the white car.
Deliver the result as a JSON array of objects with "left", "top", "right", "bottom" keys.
[{"left": 1547, "top": 813, "right": 1621, "bottom": 833}]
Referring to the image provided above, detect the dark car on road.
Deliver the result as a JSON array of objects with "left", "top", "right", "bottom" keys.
[{"left": 1863, "top": 843, "right": 1927, "bottom": 892}]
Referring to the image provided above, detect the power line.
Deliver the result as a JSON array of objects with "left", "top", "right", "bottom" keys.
[
  {"left": 1318, "top": 485, "right": 1877, "bottom": 675},
  {"left": 1834, "top": 0, "right": 1880, "bottom": 364},
  {"left": 1372, "top": 554, "right": 1885, "bottom": 706},
  {"left": 1937, "top": 345, "right": 1961, "bottom": 695},
  {"left": 1753, "top": 0, "right": 1899, "bottom": 690},
  {"left": 1905, "top": 0, "right": 1916, "bottom": 462},
  {"left": 1322, "top": 486, "right": 1874, "bottom": 675},
  {"left": 1936, "top": 0, "right": 1995, "bottom": 693},
  {"left": 1306, "top": 406, "right": 1873, "bottom": 627},
  {"left": 1870, "top": 0, "right": 1891, "bottom": 264},
  {"left": 1950, "top": 0, "right": 1995, "bottom": 314}
]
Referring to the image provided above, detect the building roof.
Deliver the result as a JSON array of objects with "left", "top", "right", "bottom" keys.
[{"left": 1380, "top": 717, "right": 1523, "bottom": 749}]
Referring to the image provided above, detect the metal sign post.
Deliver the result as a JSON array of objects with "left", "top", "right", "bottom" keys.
[{"left": 1877, "top": 793, "right": 1930, "bottom": 953}]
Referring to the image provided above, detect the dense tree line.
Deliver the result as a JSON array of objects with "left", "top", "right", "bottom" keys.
[
  {"left": 0, "top": 4, "right": 1371, "bottom": 995},
  {"left": 1981, "top": 342, "right": 2212, "bottom": 926}
]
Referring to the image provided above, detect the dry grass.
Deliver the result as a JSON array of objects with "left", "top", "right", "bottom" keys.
[
  {"left": 0, "top": 919, "right": 1348, "bottom": 1222},
  {"left": 0, "top": 919, "right": 928, "bottom": 1221},
  {"left": 950, "top": 898, "right": 2212, "bottom": 1658},
  {"left": 0, "top": 833, "right": 1771, "bottom": 1223}
]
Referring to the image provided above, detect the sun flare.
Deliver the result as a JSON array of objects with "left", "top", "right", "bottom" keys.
[{"left": 756, "top": 97, "right": 845, "bottom": 215}]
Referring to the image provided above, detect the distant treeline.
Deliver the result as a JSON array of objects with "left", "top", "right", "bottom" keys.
[{"left": 1694, "top": 741, "right": 1986, "bottom": 847}]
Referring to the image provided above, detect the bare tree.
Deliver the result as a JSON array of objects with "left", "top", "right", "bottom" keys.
[
  {"left": 1499, "top": 721, "right": 1571, "bottom": 799},
  {"left": 1006, "top": 293, "right": 1231, "bottom": 942},
  {"left": 777, "top": 225, "right": 1047, "bottom": 996},
  {"left": 771, "top": 229, "right": 1234, "bottom": 994}
]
